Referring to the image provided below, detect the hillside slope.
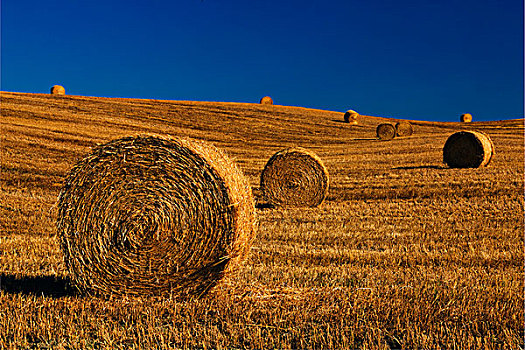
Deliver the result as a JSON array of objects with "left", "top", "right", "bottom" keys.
[
  {"left": 1, "top": 92, "right": 524, "bottom": 349},
  {"left": 2, "top": 92, "right": 523, "bottom": 200}
]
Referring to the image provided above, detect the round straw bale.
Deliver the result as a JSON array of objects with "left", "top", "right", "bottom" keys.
[
  {"left": 376, "top": 123, "right": 396, "bottom": 140},
  {"left": 443, "top": 130, "right": 494, "bottom": 168},
  {"left": 460, "top": 113, "right": 473, "bottom": 122},
  {"left": 260, "top": 96, "right": 273, "bottom": 105},
  {"left": 343, "top": 110, "right": 359, "bottom": 124},
  {"left": 395, "top": 121, "right": 414, "bottom": 137},
  {"left": 260, "top": 147, "right": 329, "bottom": 207},
  {"left": 57, "top": 135, "right": 256, "bottom": 298},
  {"left": 50, "top": 85, "right": 65, "bottom": 95}
]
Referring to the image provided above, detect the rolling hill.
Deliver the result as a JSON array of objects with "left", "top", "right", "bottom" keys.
[{"left": 1, "top": 91, "right": 523, "bottom": 349}]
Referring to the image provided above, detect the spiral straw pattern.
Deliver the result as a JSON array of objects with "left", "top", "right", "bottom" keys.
[
  {"left": 460, "top": 113, "right": 473, "bottom": 122},
  {"left": 376, "top": 123, "right": 396, "bottom": 141},
  {"left": 260, "top": 96, "right": 273, "bottom": 105},
  {"left": 57, "top": 135, "right": 256, "bottom": 298},
  {"left": 343, "top": 110, "right": 359, "bottom": 124},
  {"left": 260, "top": 147, "right": 329, "bottom": 208},
  {"left": 443, "top": 131, "right": 494, "bottom": 168},
  {"left": 50, "top": 85, "right": 65, "bottom": 95},
  {"left": 395, "top": 121, "right": 414, "bottom": 137}
]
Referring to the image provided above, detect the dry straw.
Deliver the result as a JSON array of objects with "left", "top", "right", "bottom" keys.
[
  {"left": 260, "top": 147, "right": 329, "bottom": 207},
  {"left": 260, "top": 96, "right": 273, "bottom": 105},
  {"left": 443, "top": 130, "right": 494, "bottom": 168},
  {"left": 460, "top": 113, "right": 473, "bottom": 122},
  {"left": 57, "top": 135, "right": 256, "bottom": 299},
  {"left": 343, "top": 110, "right": 359, "bottom": 124},
  {"left": 376, "top": 123, "right": 396, "bottom": 140},
  {"left": 50, "top": 85, "right": 65, "bottom": 95},
  {"left": 395, "top": 121, "right": 414, "bottom": 137}
]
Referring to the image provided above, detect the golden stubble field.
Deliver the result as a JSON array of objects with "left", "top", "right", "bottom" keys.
[{"left": 1, "top": 91, "right": 523, "bottom": 349}]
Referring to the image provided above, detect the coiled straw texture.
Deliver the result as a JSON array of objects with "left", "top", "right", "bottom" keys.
[
  {"left": 50, "top": 85, "right": 65, "bottom": 95},
  {"left": 57, "top": 135, "right": 256, "bottom": 298},
  {"left": 260, "top": 96, "right": 273, "bottom": 105},
  {"left": 376, "top": 123, "right": 396, "bottom": 140},
  {"left": 443, "top": 131, "right": 494, "bottom": 168},
  {"left": 395, "top": 121, "right": 414, "bottom": 137},
  {"left": 460, "top": 113, "right": 473, "bottom": 122},
  {"left": 343, "top": 110, "right": 359, "bottom": 124},
  {"left": 260, "top": 147, "right": 329, "bottom": 208}
]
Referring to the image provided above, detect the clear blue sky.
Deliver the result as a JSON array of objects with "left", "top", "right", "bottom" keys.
[{"left": 2, "top": 0, "right": 523, "bottom": 121}]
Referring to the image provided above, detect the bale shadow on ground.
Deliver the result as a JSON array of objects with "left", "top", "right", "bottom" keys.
[
  {"left": 255, "top": 202, "right": 275, "bottom": 209},
  {"left": 0, "top": 274, "right": 76, "bottom": 298}
]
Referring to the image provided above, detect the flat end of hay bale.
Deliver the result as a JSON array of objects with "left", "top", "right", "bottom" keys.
[
  {"left": 460, "top": 113, "right": 473, "bottom": 122},
  {"left": 260, "top": 96, "right": 273, "bottom": 105},
  {"left": 260, "top": 147, "right": 329, "bottom": 208},
  {"left": 443, "top": 130, "right": 494, "bottom": 168},
  {"left": 395, "top": 121, "right": 414, "bottom": 137},
  {"left": 50, "top": 85, "right": 66, "bottom": 95},
  {"left": 343, "top": 110, "right": 359, "bottom": 124},
  {"left": 57, "top": 135, "right": 256, "bottom": 299},
  {"left": 376, "top": 123, "right": 396, "bottom": 140}
]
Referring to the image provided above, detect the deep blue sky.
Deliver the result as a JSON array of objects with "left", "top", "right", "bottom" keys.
[{"left": 2, "top": 0, "right": 523, "bottom": 121}]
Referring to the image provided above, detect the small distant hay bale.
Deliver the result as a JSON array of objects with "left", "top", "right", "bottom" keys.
[
  {"left": 460, "top": 113, "right": 473, "bottom": 122},
  {"left": 376, "top": 123, "right": 396, "bottom": 140},
  {"left": 260, "top": 147, "right": 329, "bottom": 208},
  {"left": 50, "top": 85, "right": 66, "bottom": 95},
  {"left": 443, "top": 130, "right": 494, "bottom": 168},
  {"left": 343, "top": 110, "right": 359, "bottom": 124},
  {"left": 57, "top": 135, "right": 256, "bottom": 298},
  {"left": 395, "top": 121, "right": 414, "bottom": 137},
  {"left": 260, "top": 96, "right": 273, "bottom": 105}
]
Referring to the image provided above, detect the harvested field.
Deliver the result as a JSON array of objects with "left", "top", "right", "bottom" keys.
[{"left": 1, "top": 91, "right": 523, "bottom": 349}]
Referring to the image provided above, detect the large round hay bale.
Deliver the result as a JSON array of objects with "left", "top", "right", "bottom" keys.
[
  {"left": 50, "top": 85, "right": 65, "bottom": 95},
  {"left": 443, "top": 131, "right": 494, "bottom": 168},
  {"left": 260, "top": 147, "right": 329, "bottom": 208},
  {"left": 460, "top": 113, "right": 473, "bottom": 122},
  {"left": 57, "top": 135, "right": 256, "bottom": 298},
  {"left": 343, "top": 110, "right": 359, "bottom": 124},
  {"left": 376, "top": 123, "right": 396, "bottom": 140},
  {"left": 260, "top": 96, "right": 273, "bottom": 105},
  {"left": 395, "top": 121, "right": 414, "bottom": 137}
]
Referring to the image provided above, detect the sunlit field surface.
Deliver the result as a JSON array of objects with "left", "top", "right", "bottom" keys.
[{"left": 1, "top": 92, "right": 523, "bottom": 349}]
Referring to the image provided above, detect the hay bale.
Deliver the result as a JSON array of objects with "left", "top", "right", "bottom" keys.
[
  {"left": 460, "top": 113, "right": 473, "bottom": 122},
  {"left": 57, "top": 135, "right": 256, "bottom": 298},
  {"left": 343, "top": 110, "right": 359, "bottom": 124},
  {"left": 260, "top": 96, "right": 273, "bottom": 105},
  {"left": 50, "top": 85, "right": 65, "bottom": 95},
  {"left": 443, "top": 130, "right": 494, "bottom": 168},
  {"left": 260, "top": 147, "right": 329, "bottom": 207},
  {"left": 395, "top": 121, "right": 414, "bottom": 137},
  {"left": 376, "top": 123, "right": 396, "bottom": 140}
]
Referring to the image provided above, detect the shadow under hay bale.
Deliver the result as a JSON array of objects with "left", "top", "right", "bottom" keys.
[
  {"left": 395, "top": 121, "right": 414, "bottom": 137},
  {"left": 260, "top": 96, "right": 273, "bottom": 105},
  {"left": 57, "top": 135, "right": 256, "bottom": 299},
  {"left": 460, "top": 113, "right": 473, "bottom": 122},
  {"left": 50, "top": 85, "right": 65, "bottom": 95},
  {"left": 260, "top": 147, "right": 329, "bottom": 208},
  {"left": 376, "top": 123, "right": 396, "bottom": 141},
  {"left": 343, "top": 110, "right": 359, "bottom": 124},
  {"left": 0, "top": 274, "right": 76, "bottom": 298},
  {"left": 443, "top": 131, "right": 494, "bottom": 168}
]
